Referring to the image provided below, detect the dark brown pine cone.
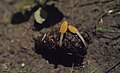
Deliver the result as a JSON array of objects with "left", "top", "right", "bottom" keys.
[{"left": 35, "top": 28, "right": 91, "bottom": 57}]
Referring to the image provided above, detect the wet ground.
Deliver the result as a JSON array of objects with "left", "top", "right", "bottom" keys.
[{"left": 0, "top": 0, "right": 120, "bottom": 73}]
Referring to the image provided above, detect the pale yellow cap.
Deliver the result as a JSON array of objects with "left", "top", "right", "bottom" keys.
[
  {"left": 68, "top": 25, "right": 78, "bottom": 33},
  {"left": 60, "top": 21, "right": 68, "bottom": 33}
]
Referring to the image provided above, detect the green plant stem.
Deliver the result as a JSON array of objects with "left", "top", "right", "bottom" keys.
[
  {"left": 96, "top": 8, "right": 120, "bottom": 33},
  {"left": 96, "top": 27, "right": 120, "bottom": 33}
]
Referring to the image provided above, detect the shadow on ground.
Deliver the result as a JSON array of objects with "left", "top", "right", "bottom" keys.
[
  {"left": 34, "top": 38, "right": 86, "bottom": 68},
  {"left": 11, "top": 4, "right": 39, "bottom": 24},
  {"left": 11, "top": 4, "right": 64, "bottom": 31}
]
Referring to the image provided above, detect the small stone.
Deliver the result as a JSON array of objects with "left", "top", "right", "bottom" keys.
[
  {"left": 10, "top": 39, "right": 14, "bottom": 43},
  {"left": 2, "top": 63, "right": 10, "bottom": 72},
  {"left": 21, "top": 63, "right": 25, "bottom": 68}
]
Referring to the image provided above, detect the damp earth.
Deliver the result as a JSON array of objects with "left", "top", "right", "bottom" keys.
[{"left": 0, "top": 0, "right": 120, "bottom": 73}]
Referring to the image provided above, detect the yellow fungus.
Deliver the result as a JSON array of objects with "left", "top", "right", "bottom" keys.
[
  {"left": 68, "top": 25, "right": 78, "bottom": 33},
  {"left": 59, "top": 20, "right": 68, "bottom": 47},
  {"left": 68, "top": 25, "right": 87, "bottom": 48},
  {"left": 60, "top": 21, "right": 68, "bottom": 33}
]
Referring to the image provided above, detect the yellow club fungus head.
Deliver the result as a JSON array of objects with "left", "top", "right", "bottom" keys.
[
  {"left": 60, "top": 21, "right": 68, "bottom": 33},
  {"left": 68, "top": 25, "right": 78, "bottom": 33}
]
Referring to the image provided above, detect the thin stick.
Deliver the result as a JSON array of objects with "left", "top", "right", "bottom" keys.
[
  {"left": 105, "top": 61, "right": 120, "bottom": 73},
  {"left": 70, "top": 63, "right": 74, "bottom": 73},
  {"left": 90, "top": 64, "right": 106, "bottom": 73},
  {"left": 42, "top": 33, "right": 47, "bottom": 41}
]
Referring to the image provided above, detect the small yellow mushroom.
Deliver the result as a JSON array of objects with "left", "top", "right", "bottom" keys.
[
  {"left": 68, "top": 25, "right": 87, "bottom": 48},
  {"left": 59, "top": 20, "right": 68, "bottom": 47}
]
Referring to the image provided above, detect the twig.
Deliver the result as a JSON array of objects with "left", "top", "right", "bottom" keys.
[
  {"left": 90, "top": 64, "right": 107, "bottom": 73},
  {"left": 70, "top": 63, "right": 74, "bottom": 73},
  {"left": 105, "top": 61, "right": 120, "bottom": 73}
]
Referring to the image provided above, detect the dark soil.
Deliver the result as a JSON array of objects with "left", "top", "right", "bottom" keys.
[{"left": 0, "top": 0, "right": 120, "bottom": 73}]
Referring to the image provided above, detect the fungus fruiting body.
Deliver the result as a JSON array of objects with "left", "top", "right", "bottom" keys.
[
  {"left": 68, "top": 25, "right": 87, "bottom": 48},
  {"left": 59, "top": 21, "right": 68, "bottom": 47}
]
